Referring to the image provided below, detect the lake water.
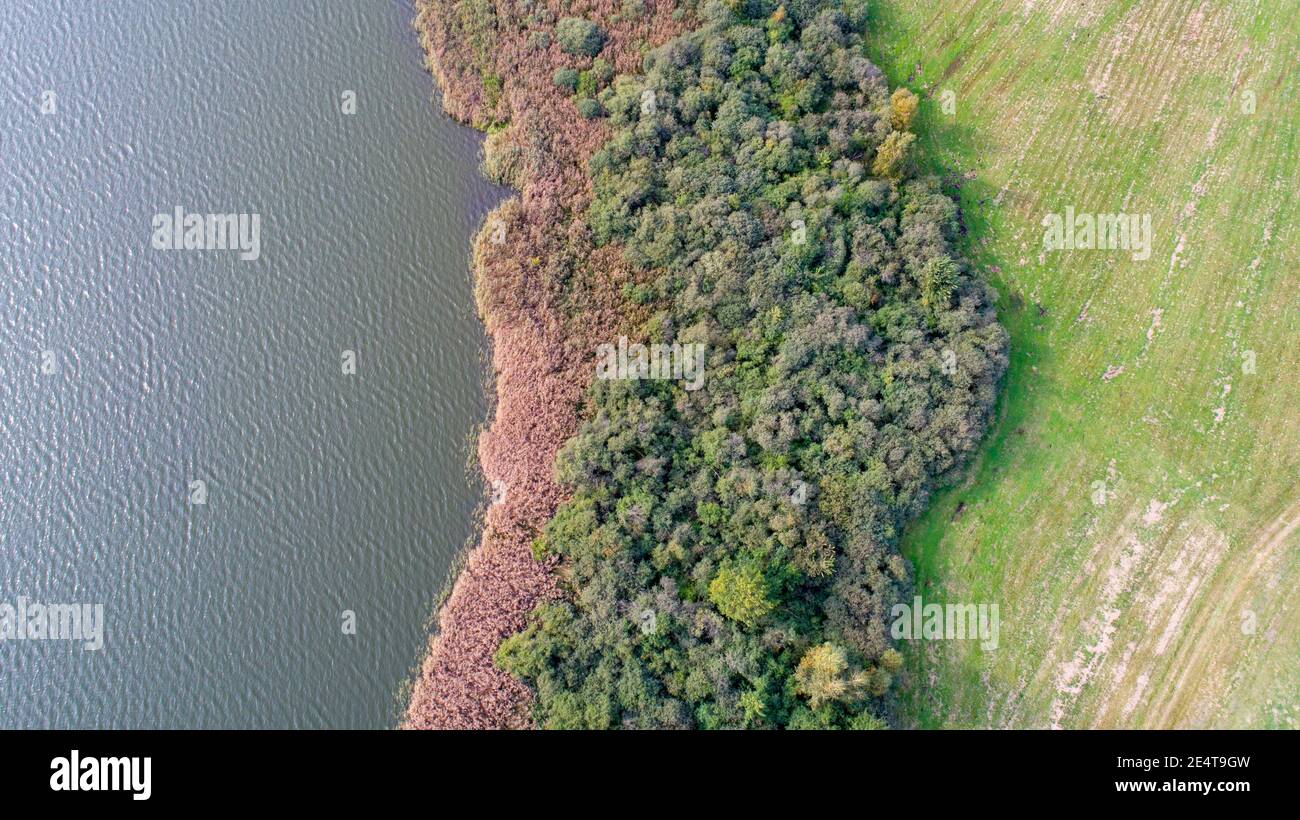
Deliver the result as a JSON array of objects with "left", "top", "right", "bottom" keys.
[{"left": 0, "top": 0, "right": 503, "bottom": 727}]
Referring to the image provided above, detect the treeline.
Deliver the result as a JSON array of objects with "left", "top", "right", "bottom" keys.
[{"left": 495, "top": 0, "right": 1008, "bottom": 728}]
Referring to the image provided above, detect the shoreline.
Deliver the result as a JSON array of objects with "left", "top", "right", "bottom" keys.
[
  {"left": 402, "top": 1, "right": 691, "bottom": 728},
  {"left": 403, "top": 0, "right": 1008, "bottom": 729}
]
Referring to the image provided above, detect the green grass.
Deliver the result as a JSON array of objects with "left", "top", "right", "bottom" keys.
[{"left": 866, "top": 0, "right": 1299, "bottom": 727}]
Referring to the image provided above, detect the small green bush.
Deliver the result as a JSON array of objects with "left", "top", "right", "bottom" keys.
[
  {"left": 556, "top": 17, "right": 605, "bottom": 58},
  {"left": 552, "top": 67, "right": 579, "bottom": 92},
  {"left": 589, "top": 57, "right": 614, "bottom": 87}
]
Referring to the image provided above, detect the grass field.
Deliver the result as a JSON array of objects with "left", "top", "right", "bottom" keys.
[{"left": 864, "top": 0, "right": 1298, "bottom": 727}]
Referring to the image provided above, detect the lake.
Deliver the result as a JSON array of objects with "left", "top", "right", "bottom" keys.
[{"left": 0, "top": 0, "right": 502, "bottom": 728}]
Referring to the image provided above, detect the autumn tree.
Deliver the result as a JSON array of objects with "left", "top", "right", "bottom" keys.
[
  {"left": 795, "top": 642, "right": 868, "bottom": 709},
  {"left": 889, "top": 87, "right": 919, "bottom": 131}
]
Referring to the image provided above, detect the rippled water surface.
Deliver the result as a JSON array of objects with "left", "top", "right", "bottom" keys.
[{"left": 0, "top": 0, "right": 502, "bottom": 727}]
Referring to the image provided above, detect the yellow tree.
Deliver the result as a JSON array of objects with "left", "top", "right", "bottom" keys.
[
  {"left": 708, "top": 563, "right": 774, "bottom": 626},
  {"left": 889, "top": 87, "right": 919, "bottom": 131},
  {"left": 871, "top": 130, "right": 916, "bottom": 179},
  {"left": 795, "top": 643, "right": 871, "bottom": 709}
]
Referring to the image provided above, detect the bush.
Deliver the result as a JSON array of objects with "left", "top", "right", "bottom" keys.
[
  {"left": 556, "top": 17, "right": 605, "bottom": 58},
  {"left": 553, "top": 67, "right": 579, "bottom": 92},
  {"left": 576, "top": 98, "right": 603, "bottom": 119},
  {"left": 482, "top": 73, "right": 502, "bottom": 108},
  {"left": 589, "top": 57, "right": 614, "bottom": 87}
]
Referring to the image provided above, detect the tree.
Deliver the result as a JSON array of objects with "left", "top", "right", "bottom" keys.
[
  {"left": 889, "top": 87, "right": 919, "bottom": 131},
  {"left": 794, "top": 642, "right": 868, "bottom": 709},
  {"left": 872, "top": 130, "right": 916, "bottom": 179},
  {"left": 708, "top": 562, "right": 774, "bottom": 626},
  {"left": 920, "top": 255, "right": 960, "bottom": 311}
]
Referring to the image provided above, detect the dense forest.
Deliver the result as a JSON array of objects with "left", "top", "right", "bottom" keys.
[{"left": 494, "top": 0, "right": 1008, "bottom": 728}]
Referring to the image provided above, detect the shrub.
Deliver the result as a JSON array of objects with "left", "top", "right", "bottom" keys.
[
  {"left": 553, "top": 67, "right": 579, "bottom": 92},
  {"left": 589, "top": 57, "right": 614, "bottom": 87},
  {"left": 556, "top": 17, "right": 605, "bottom": 58},
  {"left": 482, "top": 73, "right": 503, "bottom": 108}
]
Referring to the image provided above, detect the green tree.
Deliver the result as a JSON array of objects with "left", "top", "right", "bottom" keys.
[
  {"left": 708, "top": 562, "right": 774, "bottom": 625},
  {"left": 493, "top": 0, "right": 1008, "bottom": 731},
  {"left": 920, "top": 255, "right": 960, "bottom": 311}
]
